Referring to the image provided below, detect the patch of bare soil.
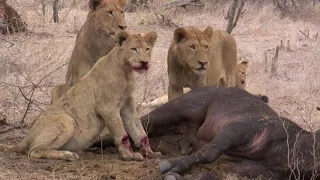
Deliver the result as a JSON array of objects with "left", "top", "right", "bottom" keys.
[{"left": 0, "top": 127, "right": 235, "bottom": 180}]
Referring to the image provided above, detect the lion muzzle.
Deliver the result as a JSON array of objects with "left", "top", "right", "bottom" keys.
[{"left": 132, "top": 61, "right": 149, "bottom": 73}]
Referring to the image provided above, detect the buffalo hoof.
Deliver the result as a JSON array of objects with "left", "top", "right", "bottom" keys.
[
  {"left": 159, "top": 159, "right": 190, "bottom": 174},
  {"left": 164, "top": 172, "right": 184, "bottom": 180}
]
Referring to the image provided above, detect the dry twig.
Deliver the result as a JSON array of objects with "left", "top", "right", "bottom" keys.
[{"left": 270, "top": 45, "right": 279, "bottom": 77}]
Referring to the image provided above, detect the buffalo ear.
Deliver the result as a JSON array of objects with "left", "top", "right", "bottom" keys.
[
  {"left": 203, "top": 26, "right": 213, "bottom": 38},
  {"left": 118, "top": 0, "right": 128, "bottom": 8},
  {"left": 144, "top": 31, "right": 158, "bottom": 47},
  {"left": 173, "top": 27, "right": 189, "bottom": 44},
  {"left": 89, "top": 0, "right": 103, "bottom": 11},
  {"left": 115, "top": 30, "right": 130, "bottom": 46}
]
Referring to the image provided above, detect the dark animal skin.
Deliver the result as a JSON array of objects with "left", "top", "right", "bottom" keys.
[{"left": 140, "top": 87, "right": 320, "bottom": 180}]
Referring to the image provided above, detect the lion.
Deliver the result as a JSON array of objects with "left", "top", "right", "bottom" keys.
[
  {"left": 236, "top": 59, "right": 249, "bottom": 89},
  {"left": 141, "top": 60, "right": 250, "bottom": 108},
  {"left": 51, "top": 0, "right": 128, "bottom": 104},
  {"left": 0, "top": 30, "right": 161, "bottom": 161},
  {"left": 167, "top": 26, "right": 241, "bottom": 101}
]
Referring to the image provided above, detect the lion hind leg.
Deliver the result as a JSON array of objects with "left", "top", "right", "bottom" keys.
[
  {"left": 141, "top": 88, "right": 192, "bottom": 108},
  {"left": 27, "top": 114, "right": 77, "bottom": 160},
  {"left": 141, "top": 94, "right": 168, "bottom": 108},
  {"left": 30, "top": 149, "right": 79, "bottom": 161}
]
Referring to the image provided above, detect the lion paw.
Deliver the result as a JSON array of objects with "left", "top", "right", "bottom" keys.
[
  {"left": 62, "top": 151, "right": 79, "bottom": 161},
  {"left": 120, "top": 149, "right": 143, "bottom": 161},
  {"left": 146, "top": 151, "right": 162, "bottom": 159}
]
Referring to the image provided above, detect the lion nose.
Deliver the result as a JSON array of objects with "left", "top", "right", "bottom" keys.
[
  {"left": 198, "top": 61, "right": 207, "bottom": 67},
  {"left": 140, "top": 61, "right": 148, "bottom": 65},
  {"left": 118, "top": 25, "right": 127, "bottom": 30}
]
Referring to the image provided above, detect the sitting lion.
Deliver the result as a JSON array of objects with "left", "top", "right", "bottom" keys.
[
  {"left": 0, "top": 30, "right": 160, "bottom": 161},
  {"left": 142, "top": 60, "right": 249, "bottom": 108},
  {"left": 51, "top": 0, "right": 128, "bottom": 103}
]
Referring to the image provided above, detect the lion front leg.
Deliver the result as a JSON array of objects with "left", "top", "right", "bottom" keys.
[
  {"left": 168, "top": 84, "right": 184, "bottom": 101},
  {"left": 120, "top": 97, "right": 162, "bottom": 159},
  {"left": 97, "top": 104, "right": 143, "bottom": 161}
]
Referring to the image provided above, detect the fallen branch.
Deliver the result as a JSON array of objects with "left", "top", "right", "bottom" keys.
[
  {"left": 0, "top": 122, "right": 26, "bottom": 134},
  {"left": 270, "top": 45, "right": 280, "bottom": 77},
  {"left": 0, "top": 37, "right": 15, "bottom": 47},
  {"left": 299, "top": 30, "right": 310, "bottom": 39},
  {"left": 159, "top": 0, "right": 202, "bottom": 10}
]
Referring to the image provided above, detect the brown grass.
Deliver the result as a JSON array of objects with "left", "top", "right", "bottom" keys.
[{"left": 0, "top": 0, "right": 319, "bottom": 179}]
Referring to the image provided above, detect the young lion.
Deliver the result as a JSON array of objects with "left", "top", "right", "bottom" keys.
[
  {"left": 0, "top": 30, "right": 160, "bottom": 161},
  {"left": 167, "top": 26, "right": 240, "bottom": 101},
  {"left": 51, "top": 0, "right": 128, "bottom": 103}
]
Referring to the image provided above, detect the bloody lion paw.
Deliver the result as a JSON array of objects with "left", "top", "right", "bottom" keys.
[{"left": 119, "top": 147, "right": 143, "bottom": 161}]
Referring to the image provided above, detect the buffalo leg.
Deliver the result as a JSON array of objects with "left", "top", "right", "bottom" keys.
[{"left": 160, "top": 122, "right": 249, "bottom": 175}]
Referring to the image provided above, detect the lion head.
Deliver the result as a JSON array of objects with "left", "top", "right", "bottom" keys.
[
  {"left": 173, "top": 26, "right": 213, "bottom": 75},
  {"left": 89, "top": 0, "right": 127, "bottom": 35},
  {"left": 115, "top": 31, "right": 158, "bottom": 73},
  {"left": 237, "top": 59, "right": 249, "bottom": 88}
]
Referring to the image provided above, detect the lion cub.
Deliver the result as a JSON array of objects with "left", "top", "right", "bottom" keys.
[{"left": 0, "top": 30, "right": 160, "bottom": 161}]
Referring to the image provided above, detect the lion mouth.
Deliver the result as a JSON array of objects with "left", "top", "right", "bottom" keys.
[
  {"left": 195, "top": 67, "right": 206, "bottom": 72},
  {"left": 132, "top": 63, "right": 150, "bottom": 73}
]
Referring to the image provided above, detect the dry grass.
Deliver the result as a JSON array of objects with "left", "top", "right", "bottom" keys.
[{"left": 0, "top": 0, "right": 319, "bottom": 179}]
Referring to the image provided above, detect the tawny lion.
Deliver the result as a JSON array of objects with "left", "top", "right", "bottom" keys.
[
  {"left": 0, "top": 30, "right": 161, "bottom": 161},
  {"left": 51, "top": 0, "right": 128, "bottom": 104}
]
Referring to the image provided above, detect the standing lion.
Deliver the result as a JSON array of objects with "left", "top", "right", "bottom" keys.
[
  {"left": 167, "top": 26, "right": 241, "bottom": 101},
  {"left": 0, "top": 30, "right": 161, "bottom": 161}
]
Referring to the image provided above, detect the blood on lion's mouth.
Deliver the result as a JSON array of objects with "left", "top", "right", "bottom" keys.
[{"left": 132, "top": 66, "right": 149, "bottom": 73}]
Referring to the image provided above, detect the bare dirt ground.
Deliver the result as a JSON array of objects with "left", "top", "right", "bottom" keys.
[{"left": 0, "top": 1, "right": 319, "bottom": 179}]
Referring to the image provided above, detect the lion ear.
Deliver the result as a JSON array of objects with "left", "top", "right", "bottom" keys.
[
  {"left": 118, "top": 0, "right": 128, "bottom": 8},
  {"left": 203, "top": 26, "right": 213, "bottom": 38},
  {"left": 239, "top": 60, "right": 249, "bottom": 69},
  {"left": 174, "top": 27, "right": 189, "bottom": 43},
  {"left": 115, "top": 30, "right": 130, "bottom": 46},
  {"left": 89, "top": 0, "right": 103, "bottom": 11},
  {"left": 144, "top": 31, "right": 158, "bottom": 47}
]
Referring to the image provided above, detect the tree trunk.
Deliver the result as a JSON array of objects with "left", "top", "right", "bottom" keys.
[
  {"left": 53, "top": 0, "right": 59, "bottom": 23},
  {"left": 226, "top": 0, "right": 238, "bottom": 34}
]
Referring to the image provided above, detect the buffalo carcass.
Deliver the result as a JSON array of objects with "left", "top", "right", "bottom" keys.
[{"left": 141, "top": 87, "right": 320, "bottom": 180}]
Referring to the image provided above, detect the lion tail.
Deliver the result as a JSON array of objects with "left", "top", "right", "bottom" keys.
[
  {"left": 0, "top": 138, "right": 28, "bottom": 153},
  {"left": 141, "top": 94, "right": 169, "bottom": 108}
]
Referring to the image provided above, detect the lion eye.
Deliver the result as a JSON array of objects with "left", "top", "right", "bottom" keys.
[
  {"left": 131, "top": 48, "right": 137, "bottom": 52},
  {"left": 190, "top": 45, "right": 195, "bottom": 50},
  {"left": 107, "top": 11, "right": 113, "bottom": 15},
  {"left": 204, "top": 45, "right": 209, "bottom": 50},
  {"left": 146, "top": 48, "right": 150, "bottom": 52},
  {"left": 121, "top": 11, "right": 124, "bottom": 14}
]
